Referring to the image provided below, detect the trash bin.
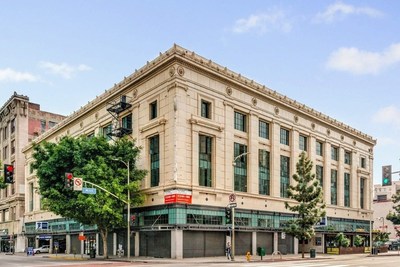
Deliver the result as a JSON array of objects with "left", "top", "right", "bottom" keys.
[
  {"left": 257, "top": 247, "right": 266, "bottom": 256},
  {"left": 90, "top": 248, "right": 96, "bottom": 258},
  {"left": 310, "top": 248, "right": 316, "bottom": 258},
  {"left": 372, "top": 247, "right": 378, "bottom": 255}
]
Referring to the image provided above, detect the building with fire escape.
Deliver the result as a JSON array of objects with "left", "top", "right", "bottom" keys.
[{"left": 22, "top": 44, "right": 376, "bottom": 258}]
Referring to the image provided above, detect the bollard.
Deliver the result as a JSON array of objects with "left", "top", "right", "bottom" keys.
[{"left": 246, "top": 251, "right": 251, "bottom": 262}]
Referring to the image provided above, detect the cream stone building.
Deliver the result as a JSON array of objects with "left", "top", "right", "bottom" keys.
[
  {"left": 0, "top": 92, "right": 65, "bottom": 252},
  {"left": 23, "top": 44, "right": 376, "bottom": 258}
]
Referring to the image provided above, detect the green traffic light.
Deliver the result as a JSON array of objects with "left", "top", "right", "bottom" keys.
[{"left": 383, "top": 178, "right": 389, "bottom": 185}]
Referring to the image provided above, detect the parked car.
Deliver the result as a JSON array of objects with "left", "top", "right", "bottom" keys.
[{"left": 33, "top": 245, "right": 50, "bottom": 254}]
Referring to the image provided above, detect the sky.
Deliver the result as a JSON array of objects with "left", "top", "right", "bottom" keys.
[{"left": 1, "top": 1, "right": 399, "bottom": 185}]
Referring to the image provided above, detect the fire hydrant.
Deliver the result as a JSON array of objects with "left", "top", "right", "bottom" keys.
[{"left": 246, "top": 251, "right": 251, "bottom": 262}]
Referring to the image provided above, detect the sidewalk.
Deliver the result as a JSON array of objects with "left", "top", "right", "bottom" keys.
[{"left": 40, "top": 250, "right": 400, "bottom": 264}]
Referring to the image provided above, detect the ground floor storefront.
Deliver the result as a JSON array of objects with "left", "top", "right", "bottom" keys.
[{"left": 23, "top": 203, "right": 371, "bottom": 258}]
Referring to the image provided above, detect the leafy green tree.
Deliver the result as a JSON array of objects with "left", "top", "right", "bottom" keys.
[
  {"left": 387, "top": 194, "right": 400, "bottom": 237},
  {"left": 32, "top": 135, "right": 147, "bottom": 258},
  {"left": 354, "top": 235, "right": 364, "bottom": 247},
  {"left": 0, "top": 162, "right": 7, "bottom": 189},
  {"left": 284, "top": 152, "right": 326, "bottom": 258},
  {"left": 335, "top": 232, "right": 350, "bottom": 247}
]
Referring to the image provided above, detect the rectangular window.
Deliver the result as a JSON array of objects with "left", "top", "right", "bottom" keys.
[
  {"left": 3, "top": 146, "right": 8, "bottom": 160},
  {"left": 280, "top": 155, "right": 290, "bottom": 198},
  {"left": 259, "top": 120, "right": 269, "bottom": 139},
  {"left": 259, "top": 149, "right": 270, "bottom": 195},
  {"left": 122, "top": 114, "right": 132, "bottom": 130},
  {"left": 344, "top": 173, "right": 350, "bottom": 207},
  {"left": 11, "top": 140, "right": 15, "bottom": 155},
  {"left": 150, "top": 100, "right": 158, "bottom": 120},
  {"left": 360, "top": 157, "right": 366, "bottom": 168},
  {"left": 3, "top": 125, "right": 8, "bottom": 140},
  {"left": 234, "top": 143, "right": 248, "bottom": 192},
  {"left": 280, "top": 128, "right": 290, "bottom": 145},
  {"left": 360, "top": 177, "right": 365, "bottom": 209},
  {"left": 331, "top": 169, "right": 337, "bottom": 205},
  {"left": 344, "top": 151, "right": 351, "bottom": 165},
  {"left": 316, "top": 165, "right": 323, "bottom": 187},
  {"left": 299, "top": 135, "right": 308, "bottom": 151},
  {"left": 149, "top": 135, "right": 160, "bottom": 187},
  {"left": 29, "top": 183, "right": 34, "bottom": 212},
  {"left": 234, "top": 111, "right": 247, "bottom": 132},
  {"left": 49, "top": 121, "right": 57, "bottom": 128},
  {"left": 102, "top": 124, "right": 112, "bottom": 141},
  {"left": 201, "top": 100, "right": 211, "bottom": 119},
  {"left": 199, "top": 135, "right": 212, "bottom": 187},
  {"left": 331, "top": 146, "right": 338, "bottom": 161},
  {"left": 316, "top": 141, "right": 323, "bottom": 156},
  {"left": 10, "top": 119, "right": 15, "bottom": 134},
  {"left": 40, "top": 120, "right": 46, "bottom": 133}
]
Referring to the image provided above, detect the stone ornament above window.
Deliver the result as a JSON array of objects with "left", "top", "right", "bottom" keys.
[
  {"left": 326, "top": 129, "right": 331, "bottom": 136},
  {"left": 294, "top": 115, "right": 299, "bottom": 123},
  {"left": 177, "top": 66, "right": 185, "bottom": 76},
  {"left": 353, "top": 140, "right": 356, "bottom": 146},
  {"left": 169, "top": 67, "right": 175, "bottom": 77},
  {"left": 95, "top": 112, "right": 99, "bottom": 121},
  {"left": 274, "top": 107, "right": 279, "bottom": 115},
  {"left": 226, "top": 86, "right": 232, "bottom": 96},
  {"left": 252, "top": 97, "right": 257, "bottom": 106},
  {"left": 311, "top": 123, "right": 315, "bottom": 130},
  {"left": 133, "top": 89, "right": 138, "bottom": 99},
  {"left": 341, "top": 135, "right": 344, "bottom": 141}
]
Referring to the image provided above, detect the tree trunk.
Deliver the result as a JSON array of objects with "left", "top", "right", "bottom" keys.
[
  {"left": 301, "top": 239, "right": 305, "bottom": 258},
  {"left": 100, "top": 228, "right": 108, "bottom": 259}
]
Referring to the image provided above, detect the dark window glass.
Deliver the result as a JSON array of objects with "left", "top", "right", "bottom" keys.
[
  {"left": 316, "top": 165, "right": 323, "bottom": 187},
  {"left": 280, "top": 128, "right": 289, "bottom": 145},
  {"left": 199, "top": 135, "right": 212, "bottom": 187},
  {"left": 344, "top": 173, "right": 350, "bottom": 207},
  {"left": 234, "top": 111, "right": 247, "bottom": 132},
  {"left": 150, "top": 135, "right": 160, "bottom": 187},
  {"left": 280, "top": 155, "right": 290, "bottom": 198},
  {"left": 259, "top": 149, "right": 270, "bottom": 195},
  {"left": 299, "top": 135, "right": 307, "bottom": 151},
  {"left": 234, "top": 143, "right": 247, "bottom": 192},
  {"left": 259, "top": 120, "right": 269, "bottom": 139},
  {"left": 201, "top": 100, "right": 211, "bottom": 119},
  {"left": 316, "top": 141, "right": 323, "bottom": 156},
  {"left": 331, "top": 169, "right": 337, "bottom": 205},
  {"left": 150, "top": 101, "right": 157, "bottom": 120}
]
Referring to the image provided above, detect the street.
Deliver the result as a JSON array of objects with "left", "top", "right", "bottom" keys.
[{"left": 1, "top": 253, "right": 400, "bottom": 267}]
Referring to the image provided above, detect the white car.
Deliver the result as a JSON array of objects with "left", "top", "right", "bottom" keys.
[{"left": 33, "top": 245, "right": 50, "bottom": 254}]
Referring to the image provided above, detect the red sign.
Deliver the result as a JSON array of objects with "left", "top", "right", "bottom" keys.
[
  {"left": 78, "top": 235, "right": 86, "bottom": 241},
  {"left": 164, "top": 194, "right": 192, "bottom": 204}
]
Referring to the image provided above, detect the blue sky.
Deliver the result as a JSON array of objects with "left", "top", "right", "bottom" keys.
[{"left": 1, "top": 1, "right": 399, "bottom": 185}]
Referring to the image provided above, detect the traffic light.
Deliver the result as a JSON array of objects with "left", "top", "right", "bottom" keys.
[
  {"left": 225, "top": 207, "right": 232, "bottom": 224},
  {"left": 4, "top": 164, "right": 14, "bottom": 184},
  {"left": 65, "top": 172, "right": 74, "bottom": 190},
  {"left": 382, "top": 165, "right": 392, "bottom": 186}
]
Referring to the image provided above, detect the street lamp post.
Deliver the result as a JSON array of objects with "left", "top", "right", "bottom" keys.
[
  {"left": 231, "top": 152, "right": 249, "bottom": 261},
  {"left": 113, "top": 159, "right": 130, "bottom": 260}
]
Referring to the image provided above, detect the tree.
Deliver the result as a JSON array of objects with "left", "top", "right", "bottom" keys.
[
  {"left": 354, "top": 235, "right": 364, "bottom": 247},
  {"left": 32, "top": 135, "right": 147, "bottom": 258},
  {"left": 284, "top": 152, "right": 326, "bottom": 258},
  {"left": 335, "top": 232, "right": 350, "bottom": 247},
  {"left": 387, "top": 193, "right": 400, "bottom": 238}
]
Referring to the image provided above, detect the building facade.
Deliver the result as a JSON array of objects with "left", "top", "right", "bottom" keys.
[
  {"left": 0, "top": 92, "right": 65, "bottom": 252},
  {"left": 23, "top": 44, "right": 376, "bottom": 258},
  {"left": 373, "top": 181, "right": 400, "bottom": 240}
]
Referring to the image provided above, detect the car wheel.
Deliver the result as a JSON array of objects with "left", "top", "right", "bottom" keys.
[{"left": 36, "top": 251, "right": 40, "bottom": 254}]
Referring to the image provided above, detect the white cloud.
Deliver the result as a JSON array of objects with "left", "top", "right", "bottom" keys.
[
  {"left": 0, "top": 68, "right": 39, "bottom": 82},
  {"left": 314, "top": 1, "right": 383, "bottom": 23},
  {"left": 232, "top": 10, "right": 292, "bottom": 34},
  {"left": 39, "top": 61, "right": 92, "bottom": 79},
  {"left": 326, "top": 43, "right": 400, "bottom": 75},
  {"left": 372, "top": 105, "right": 400, "bottom": 127}
]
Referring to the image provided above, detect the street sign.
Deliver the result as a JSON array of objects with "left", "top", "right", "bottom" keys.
[
  {"left": 228, "top": 202, "right": 237, "bottom": 208},
  {"left": 229, "top": 193, "right": 236, "bottom": 203},
  {"left": 82, "top": 187, "right": 97, "bottom": 194},
  {"left": 74, "top": 178, "right": 83, "bottom": 191}
]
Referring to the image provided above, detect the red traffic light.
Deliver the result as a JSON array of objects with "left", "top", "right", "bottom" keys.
[
  {"left": 6, "top": 165, "right": 14, "bottom": 172},
  {"left": 65, "top": 173, "right": 73, "bottom": 180}
]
